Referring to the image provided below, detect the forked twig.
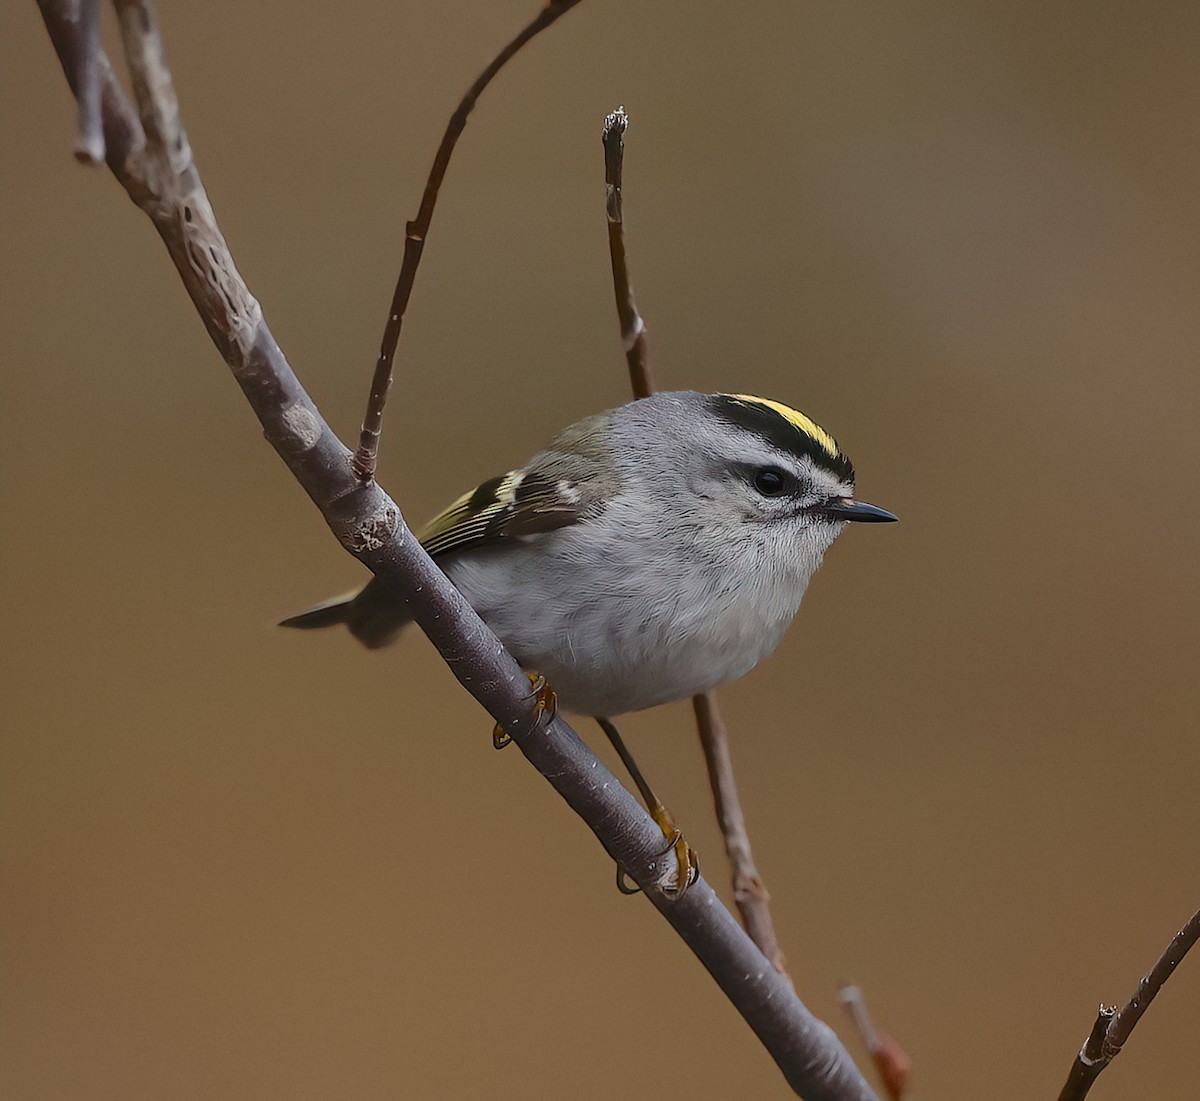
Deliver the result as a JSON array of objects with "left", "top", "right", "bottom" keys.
[
  {"left": 37, "top": 3, "right": 880, "bottom": 1097},
  {"left": 352, "top": 0, "right": 583, "bottom": 482},
  {"left": 1057, "top": 907, "right": 1200, "bottom": 1101},
  {"left": 601, "top": 105, "right": 790, "bottom": 979}
]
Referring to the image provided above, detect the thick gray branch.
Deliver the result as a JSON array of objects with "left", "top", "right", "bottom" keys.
[{"left": 37, "top": 3, "right": 878, "bottom": 1098}]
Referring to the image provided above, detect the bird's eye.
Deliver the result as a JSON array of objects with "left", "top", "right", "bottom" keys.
[{"left": 752, "top": 466, "right": 789, "bottom": 496}]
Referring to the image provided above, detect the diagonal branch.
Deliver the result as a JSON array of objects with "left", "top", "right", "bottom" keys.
[
  {"left": 37, "top": 3, "right": 877, "bottom": 1098},
  {"left": 600, "top": 104, "right": 791, "bottom": 980},
  {"left": 351, "top": 0, "right": 583, "bottom": 483},
  {"left": 1057, "top": 906, "right": 1200, "bottom": 1101}
]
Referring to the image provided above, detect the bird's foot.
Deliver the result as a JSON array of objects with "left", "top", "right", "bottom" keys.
[
  {"left": 493, "top": 672, "right": 557, "bottom": 750},
  {"left": 616, "top": 800, "right": 699, "bottom": 899}
]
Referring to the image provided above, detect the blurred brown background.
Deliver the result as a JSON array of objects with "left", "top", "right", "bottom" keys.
[{"left": 3, "top": 2, "right": 1199, "bottom": 1098}]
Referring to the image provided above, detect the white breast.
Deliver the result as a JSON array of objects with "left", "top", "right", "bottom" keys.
[{"left": 443, "top": 515, "right": 832, "bottom": 716}]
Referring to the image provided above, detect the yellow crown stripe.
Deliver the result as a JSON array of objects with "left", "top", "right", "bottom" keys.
[{"left": 727, "top": 394, "right": 840, "bottom": 459}]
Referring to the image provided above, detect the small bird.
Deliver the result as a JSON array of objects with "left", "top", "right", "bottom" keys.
[
  {"left": 283, "top": 391, "right": 894, "bottom": 711},
  {"left": 283, "top": 391, "right": 895, "bottom": 889}
]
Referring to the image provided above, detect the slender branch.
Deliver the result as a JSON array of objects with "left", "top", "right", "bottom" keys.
[
  {"left": 351, "top": 0, "right": 583, "bottom": 483},
  {"left": 37, "top": 3, "right": 878, "bottom": 1098},
  {"left": 693, "top": 691, "right": 790, "bottom": 976},
  {"left": 1057, "top": 907, "right": 1200, "bottom": 1101},
  {"left": 1057, "top": 1006, "right": 1116, "bottom": 1101},
  {"left": 72, "top": 0, "right": 103, "bottom": 163},
  {"left": 1104, "top": 907, "right": 1200, "bottom": 1055},
  {"left": 114, "top": 0, "right": 188, "bottom": 174},
  {"left": 839, "top": 985, "right": 911, "bottom": 1101},
  {"left": 600, "top": 104, "right": 791, "bottom": 977},
  {"left": 600, "top": 106, "right": 653, "bottom": 397}
]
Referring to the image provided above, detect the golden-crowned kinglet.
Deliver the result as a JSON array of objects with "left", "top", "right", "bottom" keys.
[{"left": 283, "top": 391, "right": 896, "bottom": 717}]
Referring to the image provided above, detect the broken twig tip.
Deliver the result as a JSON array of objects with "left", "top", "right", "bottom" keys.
[
  {"left": 840, "top": 982, "right": 911, "bottom": 1100},
  {"left": 603, "top": 105, "right": 628, "bottom": 142},
  {"left": 73, "top": 137, "right": 106, "bottom": 166}
]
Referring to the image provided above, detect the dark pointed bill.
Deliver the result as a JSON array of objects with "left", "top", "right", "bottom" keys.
[{"left": 813, "top": 499, "right": 898, "bottom": 523}]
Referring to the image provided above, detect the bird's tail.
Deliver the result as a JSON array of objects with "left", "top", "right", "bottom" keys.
[{"left": 279, "top": 578, "right": 412, "bottom": 650}]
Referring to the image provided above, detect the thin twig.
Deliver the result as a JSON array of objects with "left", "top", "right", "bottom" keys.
[
  {"left": 37, "top": 4, "right": 879, "bottom": 1098},
  {"left": 598, "top": 105, "right": 791, "bottom": 975},
  {"left": 693, "top": 691, "right": 790, "bottom": 977},
  {"left": 351, "top": 0, "right": 583, "bottom": 483},
  {"left": 1057, "top": 1006, "right": 1116, "bottom": 1101},
  {"left": 600, "top": 106, "right": 652, "bottom": 397},
  {"left": 114, "top": 0, "right": 189, "bottom": 175},
  {"left": 1057, "top": 907, "right": 1200, "bottom": 1101},
  {"left": 43, "top": 0, "right": 149, "bottom": 191},
  {"left": 72, "top": 0, "right": 103, "bottom": 163},
  {"left": 839, "top": 985, "right": 911, "bottom": 1101}
]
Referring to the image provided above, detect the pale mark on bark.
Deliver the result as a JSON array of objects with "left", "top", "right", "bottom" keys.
[{"left": 281, "top": 402, "right": 322, "bottom": 450}]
